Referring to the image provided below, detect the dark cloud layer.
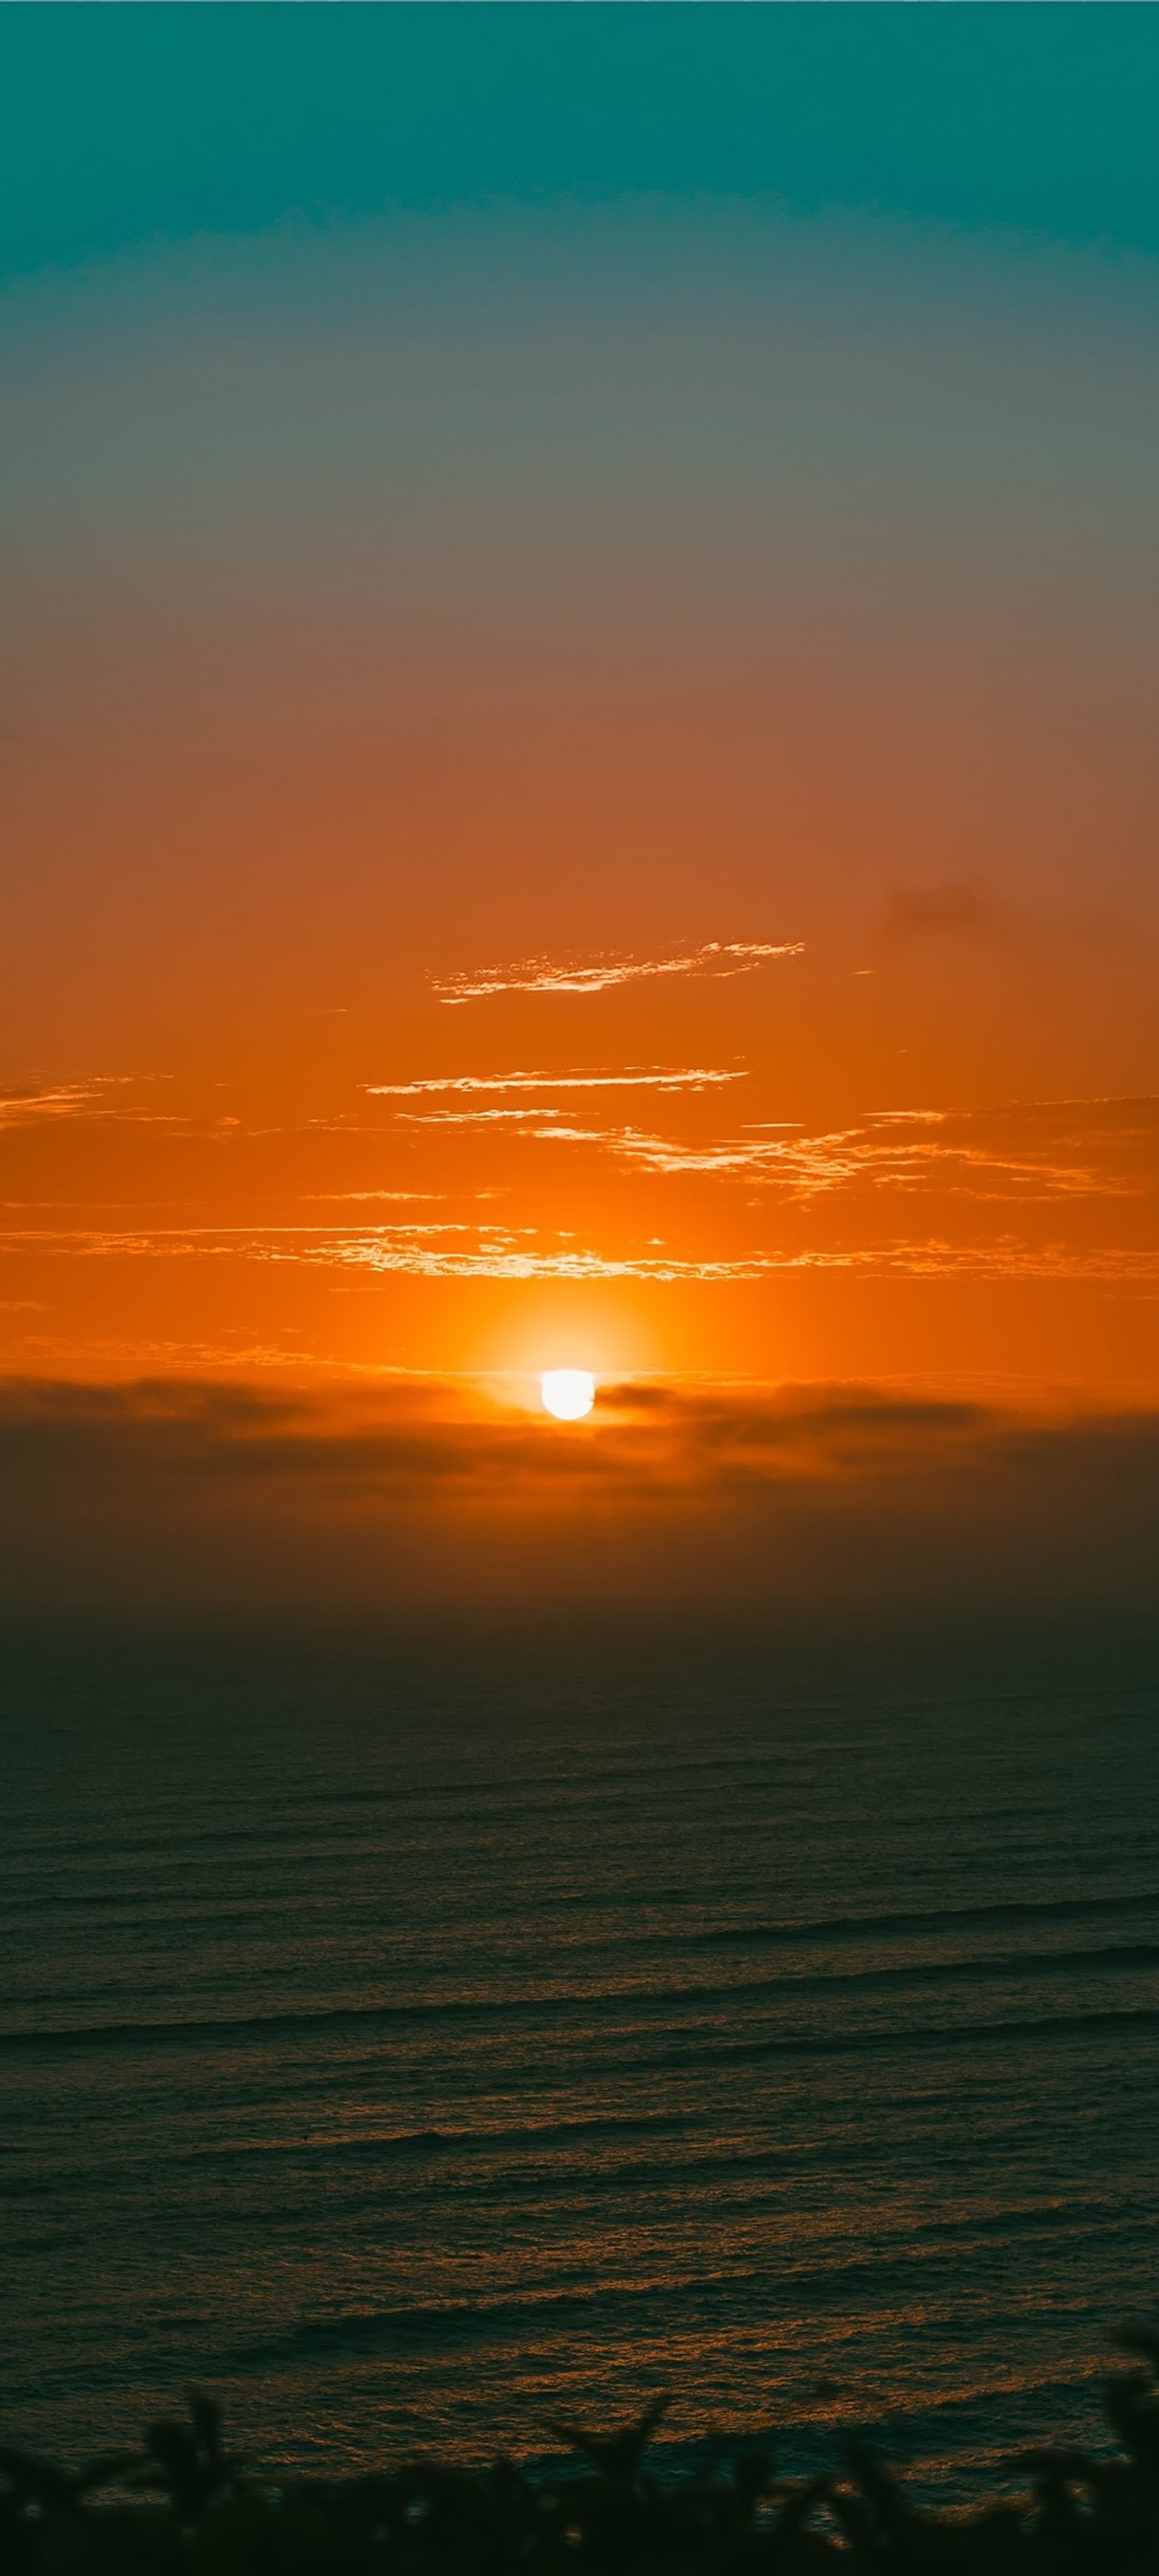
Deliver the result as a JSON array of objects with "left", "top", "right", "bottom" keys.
[{"left": 0, "top": 1376, "right": 1155, "bottom": 1611}]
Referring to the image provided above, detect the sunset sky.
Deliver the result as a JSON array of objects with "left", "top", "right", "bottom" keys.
[{"left": 3, "top": 9, "right": 1158, "bottom": 1602}]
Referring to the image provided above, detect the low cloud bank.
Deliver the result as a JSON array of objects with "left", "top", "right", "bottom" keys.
[{"left": 0, "top": 1376, "right": 1155, "bottom": 1611}]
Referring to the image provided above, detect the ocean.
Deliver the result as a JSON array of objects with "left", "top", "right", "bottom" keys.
[{"left": 3, "top": 1615, "right": 1159, "bottom": 2504}]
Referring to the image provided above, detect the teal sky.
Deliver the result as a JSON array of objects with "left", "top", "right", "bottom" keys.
[{"left": 3, "top": 6, "right": 1159, "bottom": 287}]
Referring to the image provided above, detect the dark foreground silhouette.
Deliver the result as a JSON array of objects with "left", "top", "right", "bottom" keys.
[{"left": 7, "top": 2336, "right": 1159, "bottom": 2572}]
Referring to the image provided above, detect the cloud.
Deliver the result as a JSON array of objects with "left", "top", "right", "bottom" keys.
[
  {"left": 366, "top": 1066, "right": 745, "bottom": 1096},
  {"left": 380, "top": 1092, "right": 1159, "bottom": 1212},
  {"left": 1, "top": 1374, "right": 1157, "bottom": 1610},
  {"left": 0, "top": 1076, "right": 176, "bottom": 1130},
  {"left": 4, "top": 1213, "right": 1159, "bottom": 1289},
  {"left": 431, "top": 942, "right": 803, "bottom": 1003},
  {"left": 879, "top": 882, "right": 1008, "bottom": 944},
  {"left": 396, "top": 1107, "right": 561, "bottom": 1124},
  {"left": 0, "top": 1221, "right": 758, "bottom": 1282},
  {"left": 2, "top": 1097, "right": 1155, "bottom": 1298}
]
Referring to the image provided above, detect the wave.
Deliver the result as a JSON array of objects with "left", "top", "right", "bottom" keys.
[
  {"left": 628, "top": 2003, "right": 1159, "bottom": 2075},
  {"left": 217, "top": 2261, "right": 900, "bottom": 2372},
  {"left": 5, "top": 1936, "right": 1159, "bottom": 2056},
  {"left": 700, "top": 1889, "right": 1159, "bottom": 1946},
  {"left": 214, "top": 2247, "right": 1138, "bottom": 2378}
]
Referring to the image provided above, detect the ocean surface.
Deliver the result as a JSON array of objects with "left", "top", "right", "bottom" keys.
[{"left": 3, "top": 1615, "right": 1159, "bottom": 2505}]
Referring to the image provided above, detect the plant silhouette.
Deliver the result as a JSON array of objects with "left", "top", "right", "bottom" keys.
[{"left": 5, "top": 2333, "right": 1159, "bottom": 2570}]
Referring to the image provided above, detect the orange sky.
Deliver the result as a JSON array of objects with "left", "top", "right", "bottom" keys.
[
  {"left": 2, "top": 143, "right": 1158, "bottom": 1597},
  {"left": 4, "top": 617, "right": 1156, "bottom": 1401}
]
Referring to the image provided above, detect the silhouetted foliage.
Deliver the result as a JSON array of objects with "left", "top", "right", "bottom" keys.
[{"left": 7, "top": 2343, "right": 1159, "bottom": 2573}]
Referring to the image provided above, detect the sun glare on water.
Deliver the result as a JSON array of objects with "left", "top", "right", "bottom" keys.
[{"left": 540, "top": 1369, "right": 596, "bottom": 1421}]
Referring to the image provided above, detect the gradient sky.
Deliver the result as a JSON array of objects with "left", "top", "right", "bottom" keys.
[{"left": 2, "top": 7, "right": 1158, "bottom": 1599}]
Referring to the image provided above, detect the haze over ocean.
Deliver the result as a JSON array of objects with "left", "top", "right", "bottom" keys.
[{"left": 2, "top": 4, "right": 1159, "bottom": 2512}]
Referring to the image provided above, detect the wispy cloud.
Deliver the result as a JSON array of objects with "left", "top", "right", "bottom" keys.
[
  {"left": 396, "top": 1107, "right": 563, "bottom": 1125},
  {"left": 431, "top": 942, "right": 803, "bottom": 1004},
  {"left": 0, "top": 1076, "right": 176, "bottom": 1130},
  {"left": 3, "top": 1100, "right": 1155, "bottom": 1300},
  {"left": 0, "top": 1224, "right": 761, "bottom": 1284},
  {"left": 765, "top": 1242, "right": 1159, "bottom": 1283},
  {"left": 367, "top": 1066, "right": 745, "bottom": 1096},
  {"left": 5, "top": 1224, "right": 1159, "bottom": 1288},
  {"left": 388, "top": 1096, "right": 1159, "bottom": 1206},
  {"left": 385, "top": 1113, "right": 792, "bottom": 1157}
]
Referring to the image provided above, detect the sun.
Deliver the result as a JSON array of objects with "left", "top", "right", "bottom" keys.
[{"left": 540, "top": 1368, "right": 596, "bottom": 1421}]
